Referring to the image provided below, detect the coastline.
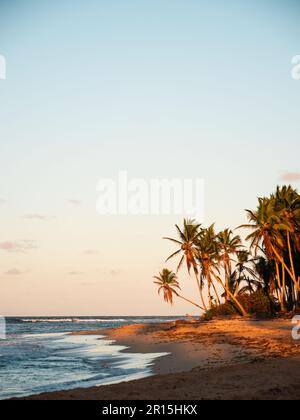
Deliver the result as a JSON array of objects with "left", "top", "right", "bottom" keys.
[{"left": 15, "top": 318, "right": 300, "bottom": 400}]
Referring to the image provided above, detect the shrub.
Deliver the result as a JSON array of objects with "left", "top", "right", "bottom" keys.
[
  {"left": 202, "top": 301, "right": 238, "bottom": 321},
  {"left": 239, "top": 289, "right": 274, "bottom": 317},
  {"left": 201, "top": 290, "right": 275, "bottom": 320}
]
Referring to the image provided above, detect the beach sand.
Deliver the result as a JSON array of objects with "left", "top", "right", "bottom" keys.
[{"left": 18, "top": 318, "right": 300, "bottom": 400}]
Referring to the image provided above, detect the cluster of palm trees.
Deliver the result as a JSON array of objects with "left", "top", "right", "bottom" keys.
[{"left": 154, "top": 185, "right": 300, "bottom": 316}]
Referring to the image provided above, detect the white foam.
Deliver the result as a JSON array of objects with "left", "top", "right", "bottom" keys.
[
  {"left": 21, "top": 318, "right": 127, "bottom": 323},
  {"left": 21, "top": 332, "right": 69, "bottom": 338}
]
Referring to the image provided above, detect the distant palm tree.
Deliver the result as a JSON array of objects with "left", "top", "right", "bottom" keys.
[
  {"left": 164, "top": 219, "right": 207, "bottom": 310},
  {"left": 223, "top": 251, "right": 261, "bottom": 298},
  {"left": 233, "top": 250, "right": 257, "bottom": 295},
  {"left": 253, "top": 255, "right": 274, "bottom": 292},
  {"left": 154, "top": 269, "right": 204, "bottom": 310}
]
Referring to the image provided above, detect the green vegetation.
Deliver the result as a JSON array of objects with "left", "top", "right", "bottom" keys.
[{"left": 154, "top": 185, "right": 300, "bottom": 318}]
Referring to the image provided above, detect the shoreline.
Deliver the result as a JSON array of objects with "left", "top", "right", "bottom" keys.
[{"left": 14, "top": 318, "right": 300, "bottom": 400}]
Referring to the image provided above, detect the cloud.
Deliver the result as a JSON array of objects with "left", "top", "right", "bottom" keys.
[
  {"left": 281, "top": 172, "right": 300, "bottom": 181},
  {"left": 109, "top": 269, "right": 122, "bottom": 277},
  {"left": 23, "top": 214, "right": 54, "bottom": 221},
  {"left": 69, "top": 271, "right": 84, "bottom": 276},
  {"left": 83, "top": 249, "right": 99, "bottom": 255},
  {"left": 80, "top": 281, "right": 98, "bottom": 286},
  {"left": 4, "top": 268, "right": 28, "bottom": 276},
  {"left": 68, "top": 199, "right": 82, "bottom": 205},
  {"left": 0, "top": 199, "right": 7, "bottom": 205},
  {"left": 0, "top": 240, "right": 37, "bottom": 253}
]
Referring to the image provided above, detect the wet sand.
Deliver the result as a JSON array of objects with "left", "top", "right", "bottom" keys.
[{"left": 17, "top": 318, "right": 300, "bottom": 400}]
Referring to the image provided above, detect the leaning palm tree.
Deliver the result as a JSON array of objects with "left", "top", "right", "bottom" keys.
[
  {"left": 164, "top": 219, "right": 207, "bottom": 310},
  {"left": 154, "top": 269, "right": 204, "bottom": 310},
  {"left": 196, "top": 224, "right": 221, "bottom": 308},
  {"left": 196, "top": 226, "right": 248, "bottom": 316},
  {"left": 217, "top": 229, "right": 242, "bottom": 301}
]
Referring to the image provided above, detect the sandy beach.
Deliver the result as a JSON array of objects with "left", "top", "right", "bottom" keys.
[{"left": 18, "top": 318, "right": 300, "bottom": 400}]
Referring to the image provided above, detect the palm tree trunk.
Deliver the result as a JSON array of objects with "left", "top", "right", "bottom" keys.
[
  {"left": 275, "top": 261, "right": 285, "bottom": 312},
  {"left": 214, "top": 274, "right": 248, "bottom": 317},
  {"left": 193, "top": 270, "right": 207, "bottom": 311},
  {"left": 281, "top": 263, "right": 287, "bottom": 312},
  {"left": 211, "top": 280, "right": 221, "bottom": 305},
  {"left": 224, "top": 259, "right": 229, "bottom": 301},
  {"left": 271, "top": 244, "right": 300, "bottom": 292},
  {"left": 287, "top": 232, "right": 296, "bottom": 278},
  {"left": 199, "top": 285, "right": 207, "bottom": 311},
  {"left": 207, "top": 281, "right": 213, "bottom": 309},
  {"left": 175, "top": 292, "right": 204, "bottom": 311},
  {"left": 234, "top": 281, "right": 240, "bottom": 297},
  {"left": 286, "top": 232, "right": 295, "bottom": 310}
]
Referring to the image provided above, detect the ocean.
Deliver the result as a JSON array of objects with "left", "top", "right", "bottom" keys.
[{"left": 0, "top": 316, "right": 181, "bottom": 400}]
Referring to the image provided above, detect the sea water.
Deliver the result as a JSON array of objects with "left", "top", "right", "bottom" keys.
[{"left": 0, "top": 316, "right": 179, "bottom": 399}]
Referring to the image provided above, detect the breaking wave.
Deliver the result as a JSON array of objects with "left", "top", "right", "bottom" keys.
[{"left": 21, "top": 318, "right": 127, "bottom": 323}]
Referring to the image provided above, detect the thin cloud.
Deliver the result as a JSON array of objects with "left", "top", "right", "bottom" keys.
[
  {"left": 69, "top": 271, "right": 84, "bottom": 276},
  {"left": 68, "top": 199, "right": 82, "bottom": 205},
  {"left": 281, "top": 172, "right": 300, "bottom": 182},
  {"left": 110, "top": 269, "right": 122, "bottom": 277},
  {"left": 80, "top": 281, "right": 98, "bottom": 286},
  {"left": 0, "top": 240, "right": 37, "bottom": 253},
  {"left": 83, "top": 249, "right": 99, "bottom": 255},
  {"left": 4, "top": 268, "right": 29, "bottom": 276},
  {"left": 0, "top": 199, "right": 7, "bottom": 205},
  {"left": 81, "top": 279, "right": 120, "bottom": 286},
  {"left": 23, "top": 214, "right": 54, "bottom": 221}
]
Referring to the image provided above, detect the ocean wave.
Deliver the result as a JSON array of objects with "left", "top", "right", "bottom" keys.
[
  {"left": 21, "top": 332, "right": 69, "bottom": 338},
  {"left": 20, "top": 318, "right": 127, "bottom": 323}
]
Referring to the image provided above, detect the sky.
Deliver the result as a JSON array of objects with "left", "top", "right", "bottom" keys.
[{"left": 0, "top": 0, "right": 300, "bottom": 316}]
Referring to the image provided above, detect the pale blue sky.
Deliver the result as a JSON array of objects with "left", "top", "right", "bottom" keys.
[{"left": 0, "top": 0, "right": 300, "bottom": 315}]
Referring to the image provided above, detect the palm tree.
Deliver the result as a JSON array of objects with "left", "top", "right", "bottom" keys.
[
  {"left": 232, "top": 250, "right": 258, "bottom": 296},
  {"left": 273, "top": 185, "right": 300, "bottom": 307},
  {"left": 196, "top": 225, "right": 221, "bottom": 308},
  {"left": 196, "top": 225, "right": 248, "bottom": 316},
  {"left": 217, "top": 229, "right": 242, "bottom": 300},
  {"left": 240, "top": 198, "right": 279, "bottom": 260},
  {"left": 154, "top": 186, "right": 300, "bottom": 317},
  {"left": 253, "top": 254, "right": 274, "bottom": 294},
  {"left": 164, "top": 219, "right": 207, "bottom": 310},
  {"left": 236, "top": 277, "right": 262, "bottom": 296},
  {"left": 235, "top": 250, "right": 257, "bottom": 279},
  {"left": 154, "top": 269, "right": 204, "bottom": 310},
  {"left": 240, "top": 193, "right": 300, "bottom": 311}
]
